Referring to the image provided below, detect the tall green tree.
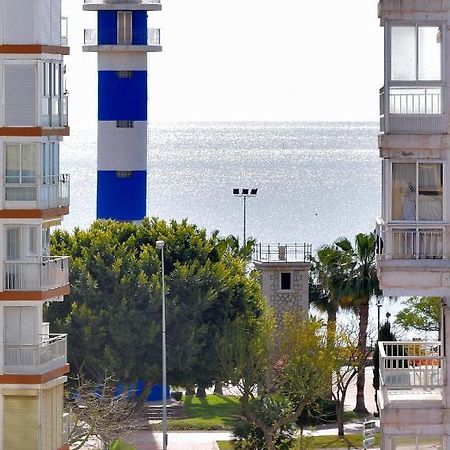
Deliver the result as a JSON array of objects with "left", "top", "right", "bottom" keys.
[
  {"left": 47, "top": 218, "right": 264, "bottom": 398},
  {"left": 396, "top": 297, "right": 440, "bottom": 334}
]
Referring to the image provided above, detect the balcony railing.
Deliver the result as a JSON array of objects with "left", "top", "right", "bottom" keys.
[
  {"left": 376, "top": 220, "right": 444, "bottom": 260},
  {"left": 253, "top": 243, "right": 312, "bottom": 263},
  {"left": 379, "top": 341, "right": 443, "bottom": 389},
  {"left": 42, "top": 95, "right": 69, "bottom": 128},
  {"left": 4, "top": 174, "right": 70, "bottom": 209},
  {"left": 84, "top": 0, "right": 161, "bottom": 3},
  {"left": 4, "top": 333, "right": 67, "bottom": 374},
  {"left": 84, "top": 28, "right": 161, "bottom": 46},
  {"left": 380, "top": 85, "right": 446, "bottom": 134},
  {"left": 4, "top": 256, "right": 69, "bottom": 291}
]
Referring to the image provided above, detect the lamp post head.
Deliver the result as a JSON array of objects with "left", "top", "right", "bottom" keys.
[{"left": 156, "top": 240, "right": 165, "bottom": 250}]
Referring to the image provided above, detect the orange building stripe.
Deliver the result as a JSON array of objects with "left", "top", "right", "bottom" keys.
[
  {"left": 0, "top": 45, "right": 70, "bottom": 55},
  {"left": 0, "top": 364, "right": 69, "bottom": 384},
  {"left": 0, "top": 127, "right": 70, "bottom": 137},
  {"left": 57, "top": 445, "right": 70, "bottom": 450},
  {"left": 0, "top": 206, "right": 69, "bottom": 219},
  {"left": 0, "top": 285, "right": 70, "bottom": 301}
]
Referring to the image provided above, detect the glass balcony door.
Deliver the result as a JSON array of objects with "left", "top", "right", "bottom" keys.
[{"left": 5, "top": 144, "right": 37, "bottom": 202}]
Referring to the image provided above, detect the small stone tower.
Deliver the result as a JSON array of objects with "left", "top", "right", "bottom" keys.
[{"left": 253, "top": 243, "right": 312, "bottom": 324}]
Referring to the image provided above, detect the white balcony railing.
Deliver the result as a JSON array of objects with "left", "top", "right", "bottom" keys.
[
  {"left": 84, "top": 28, "right": 161, "bottom": 46},
  {"left": 379, "top": 341, "right": 443, "bottom": 389},
  {"left": 380, "top": 85, "right": 446, "bottom": 134},
  {"left": 4, "top": 174, "right": 70, "bottom": 209},
  {"left": 4, "top": 333, "right": 67, "bottom": 374},
  {"left": 4, "top": 256, "right": 69, "bottom": 291},
  {"left": 42, "top": 95, "right": 69, "bottom": 128},
  {"left": 376, "top": 220, "right": 444, "bottom": 260}
]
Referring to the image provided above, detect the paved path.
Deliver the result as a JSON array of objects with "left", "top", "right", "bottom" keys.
[{"left": 129, "top": 431, "right": 232, "bottom": 450}]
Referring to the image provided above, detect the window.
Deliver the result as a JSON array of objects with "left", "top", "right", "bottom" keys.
[
  {"left": 5, "top": 226, "right": 39, "bottom": 261},
  {"left": 116, "top": 120, "right": 134, "bottom": 128},
  {"left": 116, "top": 70, "right": 133, "bottom": 78},
  {"left": 116, "top": 171, "right": 132, "bottom": 178},
  {"left": 391, "top": 162, "right": 443, "bottom": 221},
  {"left": 5, "top": 144, "right": 37, "bottom": 185},
  {"left": 391, "top": 26, "right": 442, "bottom": 81},
  {"left": 280, "top": 272, "right": 292, "bottom": 291},
  {"left": 117, "top": 12, "right": 132, "bottom": 45},
  {"left": 43, "top": 142, "right": 60, "bottom": 184},
  {"left": 391, "top": 436, "right": 442, "bottom": 450}
]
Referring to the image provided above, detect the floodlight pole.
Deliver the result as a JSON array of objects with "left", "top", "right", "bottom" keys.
[
  {"left": 233, "top": 188, "right": 258, "bottom": 246},
  {"left": 156, "top": 240, "right": 167, "bottom": 450}
]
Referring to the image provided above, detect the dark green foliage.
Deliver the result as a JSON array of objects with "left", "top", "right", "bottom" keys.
[
  {"left": 234, "top": 395, "right": 296, "bottom": 450},
  {"left": 47, "top": 218, "right": 264, "bottom": 388},
  {"left": 171, "top": 391, "right": 183, "bottom": 402},
  {"left": 396, "top": 297, "right": 440, "bottom": 333},
  {"left": 296, "top": 398, "right": 337, "bottom": 428},
  {"left": 373, "top": 320, "right": 397, "bottom": 391}
]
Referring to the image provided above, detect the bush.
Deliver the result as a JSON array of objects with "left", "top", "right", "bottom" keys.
[
  {"left": 297, "top": 398, "right": 337, "bottom": 427},
  {"left": 233, "top": 395, "right": 296, "bottom": 450}
]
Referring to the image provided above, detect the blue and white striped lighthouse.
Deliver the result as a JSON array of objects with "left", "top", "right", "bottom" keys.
[{"left": 83, "top": 0, "right": 162, "bottom": 221}]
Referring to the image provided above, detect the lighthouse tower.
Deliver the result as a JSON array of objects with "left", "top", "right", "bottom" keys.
[
  {"left": 83, "top": 0, "right": 162, "bottom": 221},
  {"left": 0, "top": 0, "right": 70, "bottom": 448}
]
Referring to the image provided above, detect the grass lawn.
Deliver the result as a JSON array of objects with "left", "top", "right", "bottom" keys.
[
  {"left": 217, "top": 433, "right": 380, "bottom": 449},
  {"left": 166, "top": 395, "right": 240, "bottom": 431}
]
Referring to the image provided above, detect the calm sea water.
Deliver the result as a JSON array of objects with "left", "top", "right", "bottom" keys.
[
  {"left": 61, "top": 121, "right": 412, "bottom": 330},
  {"left": 62, "top": 122, "right": 381, "bottom": 247}
]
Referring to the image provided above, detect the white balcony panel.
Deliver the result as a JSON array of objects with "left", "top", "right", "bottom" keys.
[
  {"left": 3, "top": 334, "right": 67, "bottom": 374},
  {"left": 4, "top": 256, "right": 69, "bottom": 292},
  {"left": 4, "top": 174, "right": 70, "bottom": 210},
  {"left": 379, "top": 341, "right": 443, "bottom": 408}
]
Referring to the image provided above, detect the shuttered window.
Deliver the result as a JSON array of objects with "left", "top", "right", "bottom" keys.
[
  {"left": 41, "top": 385, "right": 64, "bottom": 450},
  {"left": 4, "top": 64, "right": 37, "bottom": 126},
  {"left": 4, "top": 395, "right": 38, "bottom": 450}
]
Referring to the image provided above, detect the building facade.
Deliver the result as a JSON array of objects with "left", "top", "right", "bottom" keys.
[
  {"left": 376, "top": 1, "right": 450, "bottom": 449},
  {"left": 253, "top": 243, "right": 311, "bottom": 325},
  {"left": 0, "top": 0, "right": 71, "bottom": 448},
  {"left": 83, "top": 0, "right": 162, "bottom": 222}
]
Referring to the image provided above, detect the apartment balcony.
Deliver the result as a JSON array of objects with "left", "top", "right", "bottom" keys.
[
  {"left": 376, "top": 218, "right": 450, "bottom": 296},
  {"left": 4, "top": 256, "right": 69, "bottom": 292},
  {"left": 3, "top": 333, "right": 67, "bottom": 375},
  {"left": 83, "top": 29, "right": 162, "bottom": 52},
  {"left": 41, "top": 95, "right": 69, "bottom": 128},
  {"left": 83, "top": 0, "right": 162, "bottom": 11},
  {"left": 380, "top": 85, "right": 447, "bottom": 134},
  {"left": 379, "top": 341, "right": 443, "bottom": 409},
  {"left": 4, "top": 174, "right": 70, "bottom": 211}
]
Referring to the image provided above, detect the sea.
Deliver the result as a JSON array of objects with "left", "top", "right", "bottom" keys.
[{"left": 60, "top": 121, "right": 416, "bottom": 338}]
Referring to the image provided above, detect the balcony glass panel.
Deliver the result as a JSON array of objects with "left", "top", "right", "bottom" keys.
[
  {"left": 392, "top": 163, "right": 443, "bottom": 222},
  {"left": 418, "top": 27, "right": 441, "bottom": 80},
  {"left": 392, "top": 26, "right": 416, "bottom": 81}
]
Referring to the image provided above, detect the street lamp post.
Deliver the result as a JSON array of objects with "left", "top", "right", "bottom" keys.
[
  {"left": 233, "top": 188, "right": 258, "bottom": 245},
  {"left": 376, "top": 298, "right": 383, "bottom": 334},
  {"left": 156, "top": 240, "right": 168, "bottom": 450}
]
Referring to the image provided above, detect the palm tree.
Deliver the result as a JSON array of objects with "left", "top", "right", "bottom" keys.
[
  {"left": 310, "top": 241, "right": 353, "bottom": 351},
  {"left": 343, "top": 233, "right": 381, "bottom": 414}
]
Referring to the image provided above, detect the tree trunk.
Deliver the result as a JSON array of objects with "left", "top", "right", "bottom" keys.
[
  {"left": 354, "top": 297, "right": 369, "bottom": 414},
  {"left": 263, "top": 428, "right": 275, "bottom": 450},
  {"left": 185, "top": 385, "right": 195, "bottom": 396},
  {"left": 135, "top": 379, "right": 154, "bottom": 411},
  {"left": 325, "top": 308, "right": 337, "bottom": 399},
  {"left": 196, "top": 386, "right": 207, "bottom": 398},
  {"left": 336, "top": 402, "right": 345, "bottom": 436},
  {"left": 214, "top": 381, "right": 223, "bottom": 395}
]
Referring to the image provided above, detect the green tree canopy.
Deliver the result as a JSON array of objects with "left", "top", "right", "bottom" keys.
[
  {"left": 395, "top": 297, "right": 440, "bottom": 333},
  {"left": 47, "top": 218, "right": 264, "bottom": 393}
]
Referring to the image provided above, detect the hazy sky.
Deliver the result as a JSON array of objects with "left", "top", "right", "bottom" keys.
[{"left": 63, "top": 0, "right": 384, "bottom": 127}]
